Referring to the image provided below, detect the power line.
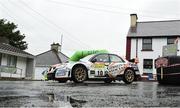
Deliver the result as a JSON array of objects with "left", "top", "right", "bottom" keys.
[
  {"left": 0, "top": 2, "right": 18, "bottom": 22},
  {"left": 0, "top": 1, "right": 87, "bottom": 52},
  {"left": 18, "top": 0, "right": 93, "bottom": 49},
  {"left": 47, "top": 0, "right": 179, "bottom": 20},
  {"left": 0, "top": 1, "right": 36, "bottom": 34},
  {"left": 7, "top": 0, "right": 92, "bottom": 50},
  {"left": 47, "top": 0, "right": 130, "bottom": 15},
  {"left": 74, "top": 0, "right": 180, "bottom": 17}
]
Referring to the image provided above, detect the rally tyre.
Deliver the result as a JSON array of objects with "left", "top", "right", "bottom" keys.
[
  {"left": 72, "top": 66, "right": 87, "bottom": 83},
  {"left": 123, "top": 69, "right": 135, "bottom": 84}
]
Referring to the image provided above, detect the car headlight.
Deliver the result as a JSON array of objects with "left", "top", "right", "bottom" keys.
[{"left": 56, "top": 69, "right": 67, "bottom": 76}]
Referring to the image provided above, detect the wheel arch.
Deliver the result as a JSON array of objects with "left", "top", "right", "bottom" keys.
[
  {"left": 71, "top": 63, "right": 89, "bottom": 79},
  {"left": 123, "top": 67, "right": 136, "bottom": 84},
  {"left": 124, "top": 67, "right": 136, "bottom": 75}
]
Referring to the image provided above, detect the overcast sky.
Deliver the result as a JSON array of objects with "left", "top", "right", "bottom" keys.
[{"left": 0, "top": 0, "right": 180, "bottom": 57}]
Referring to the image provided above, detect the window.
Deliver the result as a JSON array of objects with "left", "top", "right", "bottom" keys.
[
  {"left": 110, "top": 55, "right": 124, "bottom": 63},
  {"left": 143, "top": 59, "right": 153, "bottom": 69},
  {"left": 142, "top": 38, "right": 152, "bottom": 50},
  {"left": 91, "top": 54, "right": 109, "bottom": 62},
  {"left": 167, "top": 37, "right": 176, "bottom": 45},
  {"left": 0, "top": 53, "right": 2, "bottom": 66},
  {"left": 7, "top": 55, "right": 17, "bottom": 67}
]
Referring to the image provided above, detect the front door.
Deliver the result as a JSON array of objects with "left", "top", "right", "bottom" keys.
[
  {"left": 108, "top": 54, "right": 126, "bottom": 77},
  {"left": 90, "top": 54, "right": 110, "bottom": 77}
]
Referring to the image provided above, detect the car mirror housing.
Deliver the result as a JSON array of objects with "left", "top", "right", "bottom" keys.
[
  {"left": 91, "top": 59, "right": 97, "bottom": 63},
  {"left": 129, "top": 59, "right": 135, "bottom": 63}
]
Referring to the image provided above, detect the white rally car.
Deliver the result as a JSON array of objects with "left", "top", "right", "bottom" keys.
[{"left": 54, "top": 53, "right": 140, "bottom": 84}]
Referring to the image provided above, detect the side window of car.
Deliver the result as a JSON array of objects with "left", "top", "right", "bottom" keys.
[
  {"left": 92, "top": 54, "right": 109, "bottom": 62},
  {"left": 110, "top": 55, "right": 124, "bottom": 63}
]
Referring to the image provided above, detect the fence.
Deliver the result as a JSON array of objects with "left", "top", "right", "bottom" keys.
[{"left": 0, "top": 66, "right": 23, "bottom": 78}]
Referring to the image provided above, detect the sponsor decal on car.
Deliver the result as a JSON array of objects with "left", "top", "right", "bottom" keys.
[{"left": 93, "top": 63, "right": 105, "bottom": 68}]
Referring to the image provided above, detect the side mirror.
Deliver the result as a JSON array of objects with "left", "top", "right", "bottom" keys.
[
  {"left": 129, "top": 59, "right": 135, "bottom": 63},
  {"left": 91, "top": 59, "right": 97, "bottom": 63}
]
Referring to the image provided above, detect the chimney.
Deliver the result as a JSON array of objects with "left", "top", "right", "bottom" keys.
[
  {"left": 130, "top": 14, "right": 138, "bottom": 32},
  {"left": 51, "top": 42, "right": 61, "bottom": 52},
  {"left": 0, "top": 37, "right": 9, "bottom": 44}
]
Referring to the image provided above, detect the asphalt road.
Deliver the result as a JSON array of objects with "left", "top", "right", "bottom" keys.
[{"left": 0, "top": 81, "right": 180, "bottom": 107}]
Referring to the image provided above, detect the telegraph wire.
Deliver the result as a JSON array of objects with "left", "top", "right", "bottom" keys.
[
  {"left": 47, "top": 0, "right": 179, "bottom": 20},
  {"left": 0, "top": 1, "right": 85, "bottom": 52},
  {"left": 18, "top": 0, "right": 93, "bottom": 49},
  {"left": 74, "top": 0, "right": 180, "bottom": 17},
  {"left": 0, "top": 2, "right": 18, "bottom": 22},
  {"left": 7, "top": 0, "right": 93, "bottom": 50},
  {"left": 0, "top": 1, "right": 36, "bottom": 34}
]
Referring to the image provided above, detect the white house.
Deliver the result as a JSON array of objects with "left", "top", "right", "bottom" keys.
[
  {"left": 0, "top": 37, "right": 35, "bottom": 79},
  {"left": 35, "top": 43, "right": 69, "bottom": 80},
  {"left": 126, "top": 14, "right": 180, "bottom": 79}
]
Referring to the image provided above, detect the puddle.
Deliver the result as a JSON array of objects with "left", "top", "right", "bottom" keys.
[
  {"left": 44, "top": 92, "right": 87, "bottom": 107},
  {"left": 69, "top": 96, "right": 87, "bottom": 107},
  {"left": 0, "top": 92, "right": 87, "bottom": 107},
  {"left": 0, "top": 95, "right": 30, "bottom": 102},
  {"left": 0, "top": 95, "right": 30, "bottom": 107}
]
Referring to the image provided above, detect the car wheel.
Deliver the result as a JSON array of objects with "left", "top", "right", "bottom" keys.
[
  {"left": 123, "top": 69, "right": 135, "bottom": 84},
  {"left": 72, "top": 66, "right": 87, "bottom": 83}
]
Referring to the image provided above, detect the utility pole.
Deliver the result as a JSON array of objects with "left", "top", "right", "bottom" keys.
[{"left": 61, "top": 34, "right": 63, "bottom": 50}]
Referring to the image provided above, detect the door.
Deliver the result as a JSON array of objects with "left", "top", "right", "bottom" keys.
[
  {"left": 108, "top": 54, "right": 126, "bottom": 77},
  {"left": 90, "top": 54, "right": 110, "bottom": 77}
]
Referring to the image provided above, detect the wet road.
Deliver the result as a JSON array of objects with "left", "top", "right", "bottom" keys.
[{"left": 0, "top": 81, "right": 180, "bottom": 107}]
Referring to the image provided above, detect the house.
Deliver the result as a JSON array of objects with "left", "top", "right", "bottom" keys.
[
  {"left": 0, "top": 37, "right": 35, "bottom": 79},
  {"left": 126, "top": 14, "right": 180, "bottom": 79},
  {"left": 35, "top": 43, "right": 69, "bottom": 80}
]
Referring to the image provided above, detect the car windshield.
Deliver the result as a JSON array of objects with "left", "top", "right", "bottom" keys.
[{"left": 80, "top": 54, "right": 95, "bottom": 62}]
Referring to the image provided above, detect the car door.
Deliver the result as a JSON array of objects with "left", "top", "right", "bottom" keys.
[
  {"left": 108, "top": 54, "right": 126, "bottom": 77},
  {"left": 90, "top": 54, "right": 110, "bottom": 77}
]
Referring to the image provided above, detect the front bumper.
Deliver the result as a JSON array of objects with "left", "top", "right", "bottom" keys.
[
  {"left": 55, "top": 68, "right": 70, "bottom": 79},
  {"left": 47, "top": 73, "right": 55, "bottom": 80}
]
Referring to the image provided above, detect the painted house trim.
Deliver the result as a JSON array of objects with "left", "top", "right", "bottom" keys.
[
  {"left": 126, "top": 37, "right": 131, "bottom": 60},
  {"left": 128, "top": 35, "right": 180, "bottom": 38}
]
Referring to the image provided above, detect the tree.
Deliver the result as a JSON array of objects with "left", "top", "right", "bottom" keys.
[{"left": 0, "top": 19, "right": 28, "bottom": 50}]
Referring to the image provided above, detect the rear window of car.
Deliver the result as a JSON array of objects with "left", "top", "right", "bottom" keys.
[{"left": 110, "top": 54, "right": 125, "bottom": 63}]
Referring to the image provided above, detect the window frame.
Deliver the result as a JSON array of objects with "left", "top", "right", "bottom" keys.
[
  {"left": 167, "top": 37, "right": 176, "bottom": 45},
  {"left": 90, "top": 54, "right": 110, "bottom": 63},
  {"left": 7, "top": 55, "right": 17, "bottom": 67},
  {"left": 109, "top": 54, "right": 125, "bottom": 63},
  {"left": 142, "top": 38, "right": 152, "bottom": 51},
  {"left": 0, "top": 53, "right": 2, "bottom": 66},
  {"left": 143, "top": 59, "right": 153, "bottom": 69}
]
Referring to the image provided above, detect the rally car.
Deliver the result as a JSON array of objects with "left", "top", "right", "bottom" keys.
[
  {"left": 47, "top": 64, "right": 61, "bottom": 80},
  {"left": 54, "top": 53, "right": 140, "bottom": 84}
]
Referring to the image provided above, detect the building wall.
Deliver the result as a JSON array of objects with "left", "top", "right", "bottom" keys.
[
  {"left": 0, "top": 54, "right": 27, "bottom": 78},
  {"left": 34, "top": 66, "right": 48, "bottom": 80},
  {"left": 130, "top": 37, "right": 170, "bottom": 75},
  {"left": 1, "top": 54, "right": 7, "bottom": 66},
  {"left": 16, "top": 57, "right": 27, "bottom": 77},
  {"left": 26, "top": 58, "right": 35, "bottom": 79}
]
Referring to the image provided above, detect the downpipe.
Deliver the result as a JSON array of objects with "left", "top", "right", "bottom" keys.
[{"left": 161, "top": 66, "right": 163, "bottom": 79}]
